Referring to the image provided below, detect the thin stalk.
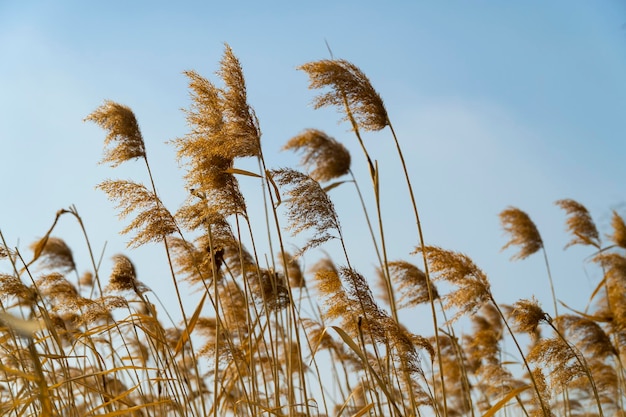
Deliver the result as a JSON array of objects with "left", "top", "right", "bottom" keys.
[
  {"left": 387, "top": 120, "right": 447, "bottom": 417},
  {"left": 348, "top": 169, "right": 384, "bottom": 276},
  {"left": 541, "top": 247, "right": 558, "bottom": 317},
  {"left": 342, "top": 101, "right": 398, "bottom": 324},
  {"left": 260, "top": 152, "right": 312, "bottom": 417}
]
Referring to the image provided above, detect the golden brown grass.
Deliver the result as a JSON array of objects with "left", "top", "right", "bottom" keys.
[{"left": 1, "top": 44, "right": 624, "bottom": 417}]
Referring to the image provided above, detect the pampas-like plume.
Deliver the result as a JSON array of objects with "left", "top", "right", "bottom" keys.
[
  {"left": 85, "top": 100, "right": 146, "bottom": 166},
  {"left": 77, "top": 296, "right": 128, "bottom": 325},
  {"left": 97, "top": 179, "right": 177, "bottom": 248},
  {"left": 555, "top": 199, "right": 600, "bottom": 249},
  {"left": 508, "top": 297, "right": 551, "bottom": 335},
  {"left": 593, "top": 253, "right": 626, "bottom": 334},
  {"left": 610, "top": 210, "right": 626, "bottom": 249},
  {"left": 107, "top": 254, "right": 147, "bottom": 294},
  {"left": 30, "top": 237, "right": 76, "bottom": 272},
  {"left": 298, "top": 59, "right": 388, "bottom": 131},
  {"left": 218, "top": 44, "right": 261, "bottom": 159},
  {"left": 500, "top": 207, "right": 543, "bottom": 260},
  {"left": 175, "top": 58, "right": 253, "bottom": 220},
  {"left": 167, "top": 236, "right": 224, "bottom": 285},
  {"left": 465, "top": 304, "right": 504, "bottom": 366},
  {"left": 529, "top": 368, "right": 553, "bottom": 417},
  {"left": 554, "top": 314, "right": 616, "bottom": 359},
  {"left": 414, "top": 246, "right": 491, "bottom": 321},
  {"left": 527, "top": 337, "right": 585, "bottom": 391},
  {"left": 313, "top": 265, "right": 349, "bottom": 323},
  {"left": 0, "top": 274, "right": 36, "bottom": 305},
  {"left": 271, "top": 168, "right": 341, "bottom": 254},
  {"left": 384, "top": 260, "right": 438, "bottom": 308},
  {"left": 282, "top": 129, "right": 351, "bottom": 182}
]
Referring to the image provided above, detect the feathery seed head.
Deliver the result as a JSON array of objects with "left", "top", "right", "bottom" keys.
[
  {"left": 108, "top": 254, "right": 140, "bottom": 292},
  {"left": 0, "top": 274, "right": 36, "bottom": 305},
  {"left": 79, "top": 271, "right": 94, "bottom": 287},
  {"left": 414, "top": 246, "right": 491, "bottom": 321},
  {"left": 555, "top": 199, "right": 600, "bottom": 249},
  {"left": 36, "top": 273, "right": 79, "bottom": 301},
  {"left": 610, "top": 210, "right": 626, "bottom": 249},
  {"left": 555, "top": 314, "right": 616, "bottom": 359},
  {"left": 385, "top": 260, "right": 438, "bottom": 308},
  {"left": 298, "top": 59, "right": 388, "bottom": 131},
  {"left": 97, "top": 179, "right": 178, "bottom": 248},
  {"left": 593, "top": 253, "right": 626, "bottom": 332},
  {"left": 78, "top": 296, "right": 128, "bottom": 325},
  {"left": 217, "top": 44, "right": 261, "bottom": 159},
  {"left": 282, "top": 129, "right": 351, "bottom": 182},
  {"left": 85, "top": 100, "right": 146, "bottom": 166},
  {"left": 30, "top": 236, "right": 76, "bottom": 272},
  {"left": 508, "top": 297, "right": 550, "bottom": 335},
  {"left": 500, "top": 207, "right": 543, "bottom": 260},
  {"left": 271, "top": 168, "right": 341, "bottom": 255},
  {"left": 528, "top": 338, "right": 585, "bottom": 392}
]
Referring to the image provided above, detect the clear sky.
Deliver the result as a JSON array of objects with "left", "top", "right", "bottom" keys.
[{"left": 1, "top": 1, "right": 625, "bottom": 332}]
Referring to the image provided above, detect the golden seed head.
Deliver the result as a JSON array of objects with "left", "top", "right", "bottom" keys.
[
  {"left": 271, "top": 168, "right": 341, "bottom": 255},
  {"left": 298, "top": 59, "right": 388, "bottom": 131},
  {"left": 385, "top": 260, "right": 438, "bottom": 308},
  {"left": 108, "top": 254, "right": 138, "bottom": 292},
  {"left": 85, "top": 100, "right": 146, "bottom": 166},
  {"left": 30, "top": 236, "right": 76, "bottom": 272},
  {"left": 610, "top": 210, "right": 626, "bottom": 249},
  {"left": 414, "top": 246, "right": 491, "bottom": 321},
  {"left": 507, "top": 297, "right": 549, "bottom": 334},
  {"left": 555, "top": 199, "right": 600, "bottom": 248},
  {"left": 499, "top": 207, "right": 543, "bottom": 260},
  {"left": 283, "top": 129, "right": 351, "bottom": 182}
]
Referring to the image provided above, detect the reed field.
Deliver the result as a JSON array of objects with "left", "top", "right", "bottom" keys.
[{"left": 1, "top": 44, "right": 625, "bottom": 417}]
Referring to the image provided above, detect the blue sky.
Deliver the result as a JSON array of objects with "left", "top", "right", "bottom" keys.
[{"left": 1, "top": 1, "right": 625, "bottom": 331}]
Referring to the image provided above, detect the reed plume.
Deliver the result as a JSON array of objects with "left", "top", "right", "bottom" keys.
[
  {"left": 554, "top": 314, "right": 616, "bottom": 360},
  {"left": 414, "top": 246, "right": 491, "bottom": 321},
  {"left": 282, "top": 129, "right": 351, "bottom": 182},
  {"left": 555, "top": 199, "right": 600, "bottom": 249},
  {"left": 218, "top": 44, "right": 261, "bottom": 159},
  {"left": 500, "top": 207, "right": 543, "bottom": 260},
  {"left": 298, "top": 59, "right": 388, "bottom": 132},
  {"left": 593, "top": 253, "right": 626, "bottom": 336},
  {"left": 527, "top": 337, "right": 585, "bottom": 393},
  {"left": 529, "top": 368, "right": 553, "bottom": 417},
  {"left": 610, "top": 210, "right": 626, "bottom": 249},
  {"left": 29, "top": 237, "right": 76, "bottom": 272},
  {"left": 97, "top": 179, "right": 177, "bottom": 248},
  {"left": 500, "top": 206, "right": 558, "bottom": 317},
  {"left": 464, "top": 304, "right": 518, "bottom": 404},
  {"left": 85, "top": 100, "right": 146, "bottom": 166},
  {"left": 174, "top": 58, "right": 255, "bottom": 220},
  {"left": 0, "top": 273, "right": 36, "bottom": 306},
  {"left": 384, "top": 260, "right": 438, "bottom": 308},
  {"left": 270, "top": 168, "right": 341, "bottom": 255},
  {"left": 167, "top": 236, "right": 225, "bottom": 285},
  {"left": 508, "top": 297, "right": 551, "bottom": 336},
  {"left": 106, "top": 254, "right": 144, "bottom": 293}
]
